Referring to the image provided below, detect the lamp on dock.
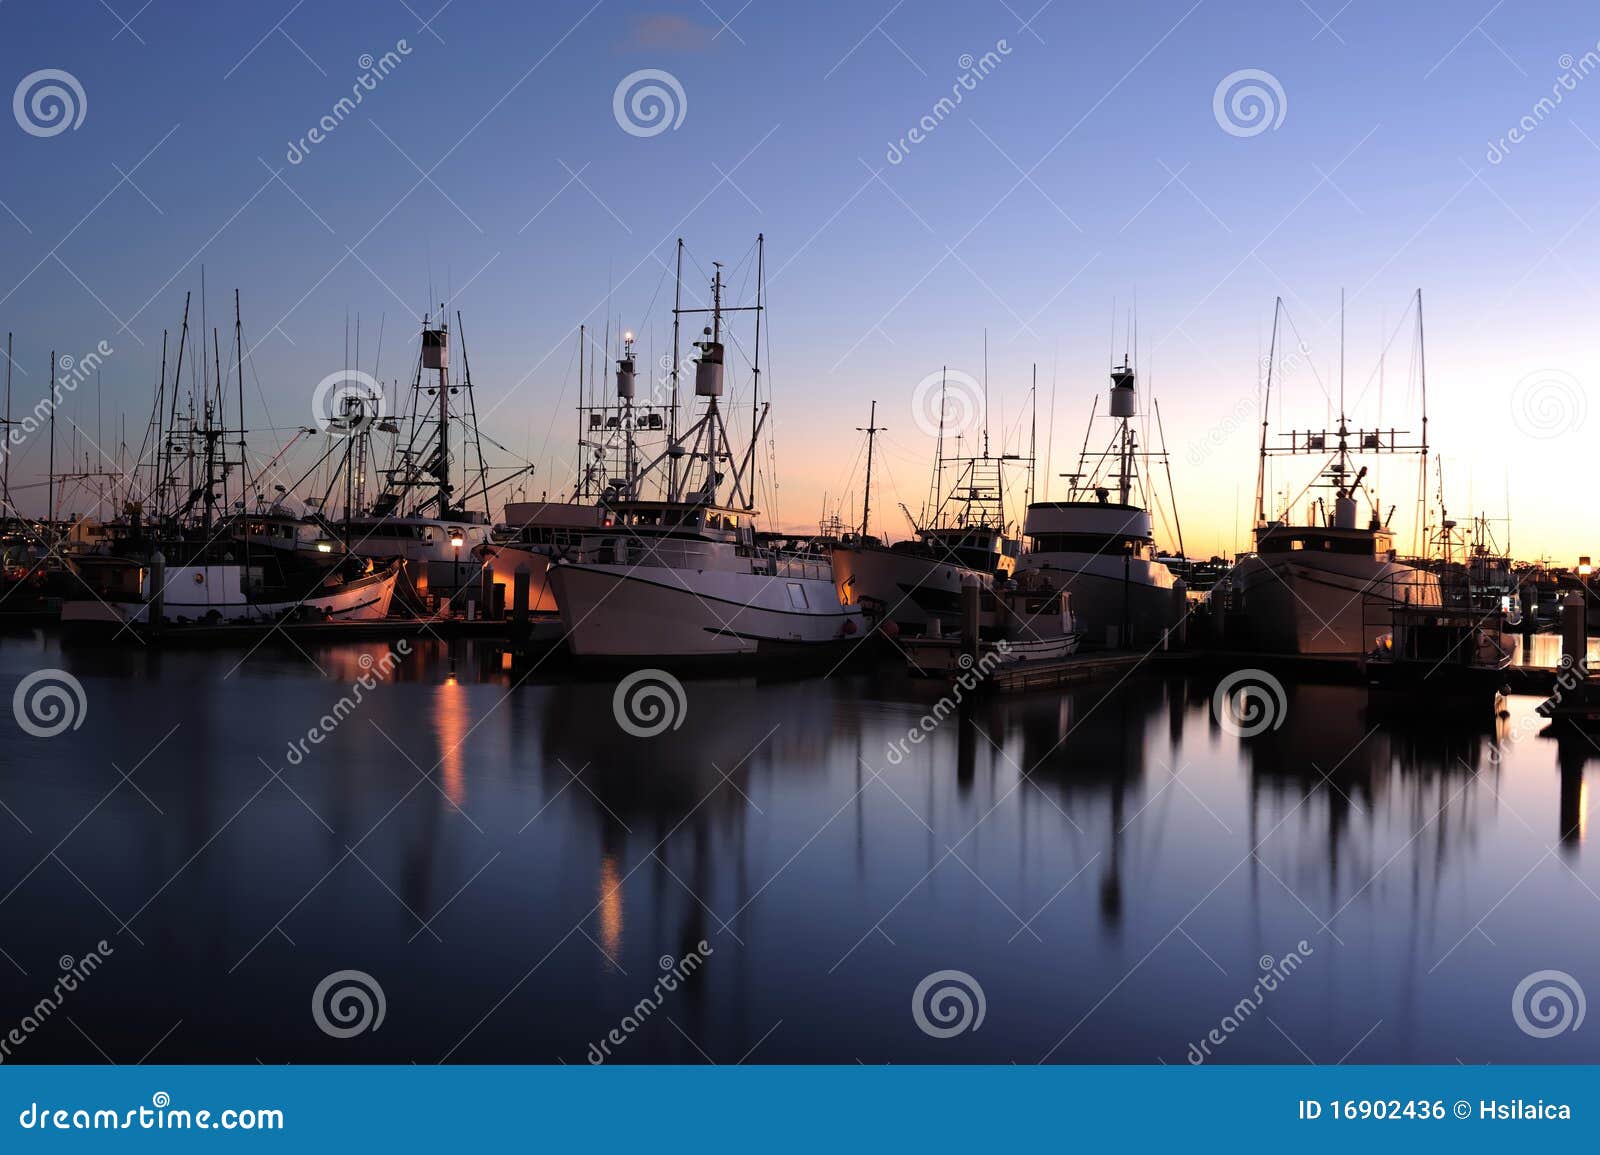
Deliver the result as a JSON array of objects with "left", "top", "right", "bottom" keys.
[{"left": 1579, "top": 556, "right": 1592, "bottom": 578}]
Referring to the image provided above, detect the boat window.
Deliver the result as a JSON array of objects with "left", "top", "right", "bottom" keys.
[{"left": 786, "top": 582, "right": 809, "bottom": 609}]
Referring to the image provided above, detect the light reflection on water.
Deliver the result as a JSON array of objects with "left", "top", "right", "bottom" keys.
[{"left": 0, "top": 632, "right": 1594, "bottom": 1064}]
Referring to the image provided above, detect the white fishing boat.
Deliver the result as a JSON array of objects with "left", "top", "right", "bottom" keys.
[
  {"left": 333, "top": 316, "right": 527, "bottom": 593},
  {"left": 477, "top": 330, "right": 671, "bottom": 613},
  {"left": 1226, "top": 292, "right": 1442, "bottom": 656},
  {"left": 549, "top": 238, "right": 864, "bottom": 663},
  {"left": 1019, "top": 359, "right": 1186, "bottom": 648},
  {"left": 62, "top": 555, "right": 399, "bottom": 629}
]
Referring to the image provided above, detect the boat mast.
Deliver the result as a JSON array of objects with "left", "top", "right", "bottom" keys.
[
  {"left": 435, "top": 311, "right": 450, "bottom": 515},
  {"left": 47, "top": 352, "right": 55, "bottom": 535},
  {"left": 669, "top": 239, "right": 683, "bottom": 502},
  {"left": 856, "top": 399, "right": 883, "bottom": 538},
  {"left": 2, "top": 332, "right": 11, "bottom": 517},
  {"left": 1255, "top": 297, "right": 1281, "bottom": 526},
  {"left": 1415, "top": 288, "right": 1429, "bottom": 557}
]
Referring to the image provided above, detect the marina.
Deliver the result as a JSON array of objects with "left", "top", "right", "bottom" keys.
[{"left": 6, "top": 7, "right": 1600, "bottom": 1129}]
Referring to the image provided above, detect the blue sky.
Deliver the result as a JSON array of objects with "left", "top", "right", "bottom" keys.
[{"left": 3, "top": 0, "right": 1599, "bottom": 557}]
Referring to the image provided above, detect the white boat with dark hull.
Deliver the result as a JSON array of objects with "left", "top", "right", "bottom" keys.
[
  {"left": 549, "top": 238, "right": 864, "bottom": 664},
  {"left": 1019, "top": 359, "right": 1186, "bottom": 648},
  {"left": 1226, "top": 292, "right": 1443, "bottom": 656}
]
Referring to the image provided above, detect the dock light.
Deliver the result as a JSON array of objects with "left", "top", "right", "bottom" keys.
[
  {"left": 1581, "top": 556, "right": 1593, "bottom": 577},
  {"left": 449, "top": 530, "right": 465, "bottom": 550},
  {"left": 315, "top": 539, "right": 335, "bottom": 554}
]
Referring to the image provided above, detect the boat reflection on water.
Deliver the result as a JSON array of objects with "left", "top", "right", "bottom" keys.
[{"left": 0, "top": 636, "right": 1593, "bottom": 1064}]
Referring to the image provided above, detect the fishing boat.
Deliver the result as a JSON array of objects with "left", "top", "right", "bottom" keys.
[
  {"left": 62, "top": 550, "right": 399, "bottom": 631},
  {"left": 831, "top": 387, "right": 1018, "bottom": 635},
  {"left": 901, "top": 574, "right": 1079, "bottom": 676},
  {"left": 1019, "top": 358, "right": 1186, "bottom": 648},
  {"left": 1226, "top": 292, "right": 1442, "bottom": 656},
  {"left": 476, "top": 329, "right": 670, "bottom": 613},
  {"left": 548, "top": 238, "right": 864, "bottom": 663},
  {"left": 334, "top": 316, "right": 530, "bottom": 594}
]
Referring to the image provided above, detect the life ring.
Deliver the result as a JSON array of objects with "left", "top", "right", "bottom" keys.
[{"left": 192, "top": 572, "right": 205, "bottom": 585}]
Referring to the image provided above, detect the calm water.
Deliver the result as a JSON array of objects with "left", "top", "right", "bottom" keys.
[{"left": 0, "top": 629, "right": 1595, "bottom": 1065}]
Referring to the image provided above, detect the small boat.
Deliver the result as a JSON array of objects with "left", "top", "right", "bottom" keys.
[
  {"left": 901, "top": 577, "right": 1079, "bottom": 676},
  {"left": 1365, "top": 604, "right": 1511, "bottom": 708},
  {"left": 62, "top": 553, "right": 399, "bottom": 631}
]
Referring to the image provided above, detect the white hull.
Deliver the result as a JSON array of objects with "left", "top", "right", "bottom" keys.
[
  {"left": 1230, "top": 554, "right": 1441, "bottom": 655},
  {"left": 61, "top": 563, "right": 398, "bottom": 627},
  {"left": 830, "top": 545, "right": 984, "bottom": 629},
  {"left": 548, "top": 561, "right": 862, "bottom": 659},
  {"left": 1018, "top": 553, "right": 1182, "bottom": 647},
  {"left": 479, "top": 545, "right": 561, "bottom": 613},
  {"left": 903, "top": 631, "right": 1079, "bottom": 675}
]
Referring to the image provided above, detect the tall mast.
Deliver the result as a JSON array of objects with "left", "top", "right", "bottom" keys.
[
  {"left": 1416, "top": 288, "right": 1429, "bottom": 556},
  {"left": 856, "top": 399, "right": 883, "bottom": 538},
  {"left": 47, "top": 352, "right": 55, "bottom": 534},
  {"left": 751, "top": 233, "right": 763, "bottom": 511},
  {"left": 669, "top": 238, "right": 683, "bottom": 502},
  {"left": 436, "top": 310, "right": 450, "bottom": 515},
  {"left": 1255, "top": 297, "right": 1281, "bottom": 526},
  {"left": 2, "top": 332, "right": 12, "bottom": 516}
]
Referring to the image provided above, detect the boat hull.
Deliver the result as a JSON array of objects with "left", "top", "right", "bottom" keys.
[
  {"left": 60, "top": 562, "right": 399, "bottom": 631},
  {"left": 1017, "top": 554, "right": 1183, "bottom": 648},
  {"left": 548, "top": 561, "right": 863, "bottom": 662},
  {"left": 1230, "top": 555, "right": 1441, "bottom": 656},
  {"left": 830, "top": 544, "right": 985, "bottom": 631}
]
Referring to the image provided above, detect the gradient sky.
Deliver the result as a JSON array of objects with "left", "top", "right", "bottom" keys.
[{"left": 2, "top": 0, "right": 1598, "bottom": 560}]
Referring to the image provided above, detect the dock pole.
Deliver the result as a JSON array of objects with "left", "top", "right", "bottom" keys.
[
  {"left": 1562, "top": 591, "right": 1586, "bottom": 673},
  {"left": 512, "top": 570, "right": 530, "bottom": 647},
  {"left": 961, "top": 577, "right": 980, "bottom": 666},
  {"left": 149, "top": 550, "right": 165, "bottom": 637}
]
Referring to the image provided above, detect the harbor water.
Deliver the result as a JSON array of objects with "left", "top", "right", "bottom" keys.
[{"left": 0, "top": 632, "right": 1595, "bottom": 1064}]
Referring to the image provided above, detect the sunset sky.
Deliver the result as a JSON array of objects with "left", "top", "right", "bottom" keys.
[{"left": 2, "top": 0, "right": 1597, "bottom": 561}]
